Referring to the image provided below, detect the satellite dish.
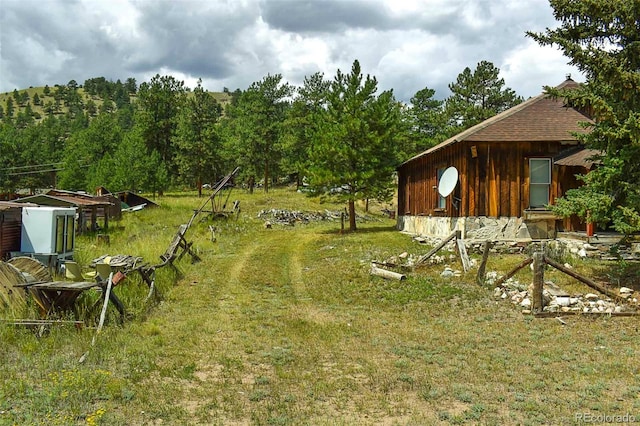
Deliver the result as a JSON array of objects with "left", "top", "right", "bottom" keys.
[{"left": 438, "top": 167, "right": 459, "bottom": 197}]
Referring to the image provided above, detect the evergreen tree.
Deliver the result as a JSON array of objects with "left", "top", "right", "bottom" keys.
[
  {"left": 223, "top": 74, "right": 292, "bottom": 193},
  {"left": 5, "top": 97, "right": 14, "bottom": 119},
  {"left": 528, "top": 0, "right": 640, "bottom": 233},
  {"left": 405, "top": 86, "right": 451, "bottom": 153},
  {"left": 100, "top": 98, "right": 115, "bottom": 115},
  {"left": 175, "top": 79, "right": 223, "bottom": 196},
  {"left": 19, "top": 91, "right": 29, "bottom": 107},
  {"left": 307, "top": 60, "right": 402, "bottom": 231},
  {"left": 445, "top": 60, "right": 522, "bottom": 130},
  {"left": 0, "top": 122, "right": 19, "bottom": 191},
  {"left": 283, "top": 72, "right": 330, "bottom": 188},
  {"left": 125, "top": 77, "right": 137, "bottom": 94},
  {"left": 86, "top": 99, "right": 97, "bottom": 117},
  {"left": 59, "top": 113, "right": 123, "bottom": 190},
  {"left": 136, "top": 74, "right": 186, "bottom": 185}
]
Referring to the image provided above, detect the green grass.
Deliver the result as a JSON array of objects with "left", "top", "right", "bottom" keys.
[{"left": 1, "top": 187, "right": 639, "bottom": 425}]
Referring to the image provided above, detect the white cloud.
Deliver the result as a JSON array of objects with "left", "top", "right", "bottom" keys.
[
  {"left": 501, "top": 40, "right": 582, "bottom": 97},
  {"left": 0, "top": 0, "right": 583, "bottom": 101}
]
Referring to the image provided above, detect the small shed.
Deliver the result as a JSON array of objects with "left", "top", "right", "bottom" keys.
[
  {"left": 94, "top": 187, "right": 123, "bottom": 220},
  {"left": 15, "top": 191, "right": 113, "bottom": 234},
  {"left": 0, "top": 202, "right": 36, "bottom": 260},
  {"left": 397, "top": 78, "right": 594, "bottom": 240}
]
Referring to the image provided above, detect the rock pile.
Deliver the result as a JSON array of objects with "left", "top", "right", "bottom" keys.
[
  {"left": 258, "top": 208, "right": 381, "bottom": 226},
  {"left": 486, "top": 271, "right": 639, "bottom": 314},
  {"left": 257, "top": 209, "right": 343, "bottom": 225}
]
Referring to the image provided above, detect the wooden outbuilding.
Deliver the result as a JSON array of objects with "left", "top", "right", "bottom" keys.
[
  {"left": 15, "top": 190, "right": 113, "bottom": 234},
  {"left": 0, "top": 202, "right": 35, "bottom": 260},
  {"left": 397, "top": 78, "right": 595, "bottom": 240}
]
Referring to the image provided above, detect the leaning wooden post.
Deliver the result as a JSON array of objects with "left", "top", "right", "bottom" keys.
[
  {"left": 532, "top": 252, "right": 544, "bottom": 313},
  {"left": 455, "top": 231, "right": 471, "bottom": 272},
  {"left": 79, "top": 272, "right": 114, "bottom": 363},
  {"left": 476, "top": 240, "right": 492, "bottom": 286}
]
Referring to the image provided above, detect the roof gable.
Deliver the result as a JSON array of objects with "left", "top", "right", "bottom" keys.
[{"left": 402, "top": 79, "right": 592, "bottom": 165}]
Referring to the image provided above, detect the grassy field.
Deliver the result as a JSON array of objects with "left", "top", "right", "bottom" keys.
[{"left": 1, "top": 187, "right": 639, "bottom": 425}]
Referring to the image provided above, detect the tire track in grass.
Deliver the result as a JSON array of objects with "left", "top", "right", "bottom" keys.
[
  {"left": 227, "top": 243, "right": 259, "bottom": 286},
  {"left": 216, "top": 242, "right": 259, "bottom": 319},
  {"left": 287, "top": 231, "right": 315, "bottom": 301}
]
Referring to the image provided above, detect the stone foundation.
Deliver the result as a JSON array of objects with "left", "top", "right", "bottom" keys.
[{"left": 397, "top": 215, "right": 557, "bottom": 241}]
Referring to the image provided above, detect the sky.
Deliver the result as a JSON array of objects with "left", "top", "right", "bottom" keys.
[{"left": 0, "top": 0, "right": 582, "bottom": 103}]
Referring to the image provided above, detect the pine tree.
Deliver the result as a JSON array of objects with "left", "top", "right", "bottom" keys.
[
  {"left": 528, "top": 0, "right": 640, "bottom": 233},
  {"left": 444, "top": 60, "right": 522, "bottom": 130},
  {"left": 307, "top": 60, "right": 402, "bottom": 231}
]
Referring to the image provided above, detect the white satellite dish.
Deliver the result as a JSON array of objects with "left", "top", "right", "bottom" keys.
[{"left": 438, "top": 166, "right": 459, "bottom": 197}]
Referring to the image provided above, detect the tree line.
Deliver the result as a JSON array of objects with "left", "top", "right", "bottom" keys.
[{"left": 0, "top": 61, "right": 520, "bottom": 213}]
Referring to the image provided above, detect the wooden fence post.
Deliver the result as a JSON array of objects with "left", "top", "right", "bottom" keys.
[
  {"left": 532, "top": 252, "right": 544, "bottom": 313},
  {"left": 476, "top": 240, "right": 492, "bottom": 286}
]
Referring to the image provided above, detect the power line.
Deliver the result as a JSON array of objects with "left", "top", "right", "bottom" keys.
[
  {"left": 5, "top": 163, "right": 91, "bottom": 176},
  {"left": 2, "top": 162, "right": 64, "bottom": 171},
  {"left": 8, "top": 168, "right": 64, "bottom": 176}
]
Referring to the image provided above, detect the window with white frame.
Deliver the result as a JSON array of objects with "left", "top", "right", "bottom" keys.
[{"left": 529, "top": 158, "right": 551, "bottom": 208}]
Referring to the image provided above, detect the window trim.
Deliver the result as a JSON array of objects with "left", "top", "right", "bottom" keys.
[{"left": 529, "top": 158, "right": 551, "bottom": 208}]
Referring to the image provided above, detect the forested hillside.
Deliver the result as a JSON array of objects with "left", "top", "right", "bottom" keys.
[{"left": 0, "top": 61, "right": 521, "bottom": 202}]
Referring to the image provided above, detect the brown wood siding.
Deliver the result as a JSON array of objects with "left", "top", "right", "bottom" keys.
[
  {"left": 0, "top": 209, "right": 22, "bottom": 260},
  {"left": 398, "top": 141, "right": 585, "bottom": 230}
]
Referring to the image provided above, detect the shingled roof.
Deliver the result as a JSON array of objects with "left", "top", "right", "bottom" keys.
[
  {"left": 554, "top": 147, "right": 601, "bottom": 168},
  {"left": 402, "top": 79, "right": 593, "bottom": 165}
]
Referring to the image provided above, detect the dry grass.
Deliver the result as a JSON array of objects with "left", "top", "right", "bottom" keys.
[{"left": 1, "top": 187, "right": 639, "bottom": 425}]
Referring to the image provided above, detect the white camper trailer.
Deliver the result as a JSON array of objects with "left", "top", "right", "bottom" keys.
[{"left": 20, "top": 206, "right": 76, "bottom": 266}]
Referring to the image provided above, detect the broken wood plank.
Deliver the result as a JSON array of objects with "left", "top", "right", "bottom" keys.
[
  {"left": 371, "top": 265, "right": 406, "bottom": 281},
  {"left": 415, "top": 231, "right": 457, "bottom": 265},
  {"left": 96, "top": 273, "right": 113, "bottom": 338},
  {"left": 543, "top": 256, "right": 622, "bottom": 301},
  {"left": 456, "top": 238, "right": 471, "bottom": 272}
]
